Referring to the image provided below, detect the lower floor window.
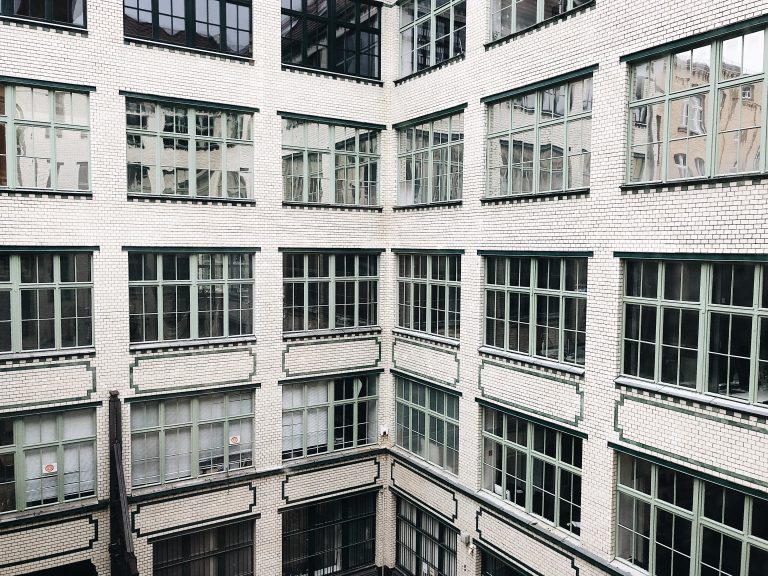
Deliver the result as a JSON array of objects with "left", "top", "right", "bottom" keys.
[
  {"left": 153, "top": 519, "right": 253, "bottom": 576},
  {"left": 282, "top": 491, "right": 377, "bottom": 576},
  {"left": 396, "top": 497, "right": 458, "bottom": 576},
  {"left": 481, "top": 548, "right": 529, "bottom": 576}
]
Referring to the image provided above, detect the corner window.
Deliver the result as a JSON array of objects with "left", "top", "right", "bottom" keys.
[
  {"left": 1, "top": 0, "right": 85, "bottom": 26},
  {"left": 489, "top": 0, "right": 592, "bottom": 41},
  {"left": 396, "top": 497, "right": 458, "bottom": 576},
  {"left": 400, "top": 0, "right": 466, "bottom": 77}
]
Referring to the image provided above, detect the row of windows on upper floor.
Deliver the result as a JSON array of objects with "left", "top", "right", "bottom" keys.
[{"left": 3, "top": 250, "right": 768, "bottom": 411}]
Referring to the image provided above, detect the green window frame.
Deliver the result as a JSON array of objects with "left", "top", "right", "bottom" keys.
[
  {"left": 281, "top": 118, "right": 380, "bottom": 207},
  {"left": 627, "top": 28, "right": 768, "bottom": 183},
  {"left": 395, "top": 377, "right": 459, "bottom": 475},
  {"left": 397, "top": 254, "right": 461, "bottom": 339},
  {"left": 486, "top": 75, "right": 592, "bottom": 198},
  {"left": 399, "top": 0, "right": 466, "bottom": 77},
  {"left": 281, "top": 374, "right": 378, "bottom": 460},
  {"left": 0, "top": 0, "right": 85, "bottom": 27},
  {"left": 396, "top": 111, "right": 464, "bottom": 206},
  {"left": 615, "top": 452, "right": 768, "bottom": 576},
  {"left": 0, "top": 408, "right": 96, "bottom": 513},
  {"left": 128, "top": 252, "right": 254, "bottom": 344},
  {"left": 484, "top": 256, "right": 588, "bottom": 366},
  {"left": 282, "top": 252, "right": 378, "bottom": 333},
  {"left": 488, "top": 0, "right": 592, "bottom": 42},
  {"left": 126, "top": 99, "right": 253, "bottom": 199},
  {"left": 130, "top": 390, "right": 254, "bottom": 487},
  {"left": 481, "top": 405, "right": 583, "bottom": 536},
  {"left": 0, "top": 84, "right": 90, "bottom": 192},
  {"left": 396, "top": 496, "right": 458, "bottom": 576},
  {"left": 0, "top": 253, "right": 93, "bottom": 354},
  {"left": 621, "top": 259, "right": 768, "bottom": 406}
]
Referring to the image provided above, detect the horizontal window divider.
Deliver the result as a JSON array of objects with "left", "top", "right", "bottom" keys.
[
  {"left": 146, "top": 512, "right": 262, "bottom": 544},
  {"left": 0, "top": 346, "right": 96, "bottom": 363},
  {"left": 0, "top": 246, "right": 97, "bottom": 254},
  {"left": 0, "top": 188, "right": 93, "bottom": 198},
  {"left": 614, "top": 251, "right": 768, "bottom": 262},
  {"left": 124, "top": 382, "right": 261, "bottom": 403},
  {"left": 0, "top": 14, "right": 88, "bottom": 34},
  {"left": 390, "top": 248, "right": 465, "bottom": 255},
  {"left": 478, "top": 346, "right": 586, "bottom": 376},
  {"left": 481, "top": 189, "right": 589, "bottom": 204},
  {"left": 0, "top": 400, "right": 102, "bottom": 418},
  {"left": 128, "top": 335, "right": 257, "bottom": 353},
  {"left": 0, "top": 499, "right": 108, "bottom": 531},
  {"left": 392, "top": 327, "right": 460, "bottom": 347},
  {"left": 477, "top": 250, "right": 593, "bottom": 258},
  {"left": 128, "top": 193, "right": 256, "bottom": 206},
  {"left": 278, "top": 368, "right": 384, "bottom": 386},
  {"left": 392, "top": 103, "right": 468, "bottom": 130},
  {"left": 277, "top": 485, "right": 382, "bottom": 513},
  {"left": 481, "top": 65, "right": 598, "bottom": 105},
  {"left": 280, "top": 64, "right": 384, "bottom": 86},
  {"left": 277, "top": 111, "right": 385, "bottom": 131},
  {"left": 0, "top": 75, "right": 95, "bottom": 92},
  {"left": 392, "top": 200, "right": 463, "bottom": 211},
  {"left": 122, "top": 246, "right": 260, "bottom": 254},
  {"left": 607, "top": 442, "right": 768, "bottom": 500},
  {"left": 282, "top": 201, "right": 383, "bottom": 212},
  {"left": 283, "top": 326, "right": 382, "bottom": 341},
  {"left": 123, "top": 36, "right": 254, "bottom": 63},
  {"left": 394, "top": 53, "right": 465, "bottom": 86},
  {"left": 120, "top": 91, "right": 258, "bottom": 114},
  {"left": 278, "top": 247, "right": 385, "bottom": 254},
  {"left": 391, "top": 368, "right": 461, "bottom": 396},
  {"left": 621, "top": 172, "right": 768, "bottom": 192},
  {"left": 620, "top": 12, "right": 768, "bottom": 64},
  {"left": 476, "top": 397, "right": 587, "bottom": 439}
]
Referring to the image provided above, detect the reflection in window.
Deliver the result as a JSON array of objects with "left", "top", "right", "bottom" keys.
[
  {"left": 490, "top": 0, "right": 592, "bottom": 41},
  {"left": 3, "top": 0, "right": 85, "bottom": 26},
  {"left": 400, "top": 0, "right": 466, "bottom": 77}
]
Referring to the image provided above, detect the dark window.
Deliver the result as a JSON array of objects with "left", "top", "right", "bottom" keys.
[
  {"left": 481, "top": 550, "right": 529, "bottom": 576},
  {"left": 281, "top": 0, "right": 381, "bottom": 80},
  {"left": 1, "top": 0, "right": 85, "bottom": 26},
  {"left": 124, "top": 0, "right": 252, "bottom": 57},
  {"left": 282, "top": 492, "right": 376, "bottom": 576},
  {"left": 396, "top": 497, "right": 458, "bottom": 576}
]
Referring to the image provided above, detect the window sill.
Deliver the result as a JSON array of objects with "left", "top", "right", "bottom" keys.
[
  {"left": 0, "top": 346, "right": 96, "bottom": 364},
  {"left": 129, "top": 335, "right": 256, "bottom": 353},
  {"left": 389, "top": 445, "right": 459, "bottom": 479},
  {"left": 129, "top": 466, "right": 257, "bottom": 501},
  {"left": 609, "top": 559, "right": 654, "bottom": 576},
  {"left": 614, "top": 375, "right": 768, "bottom": 419},
  {"left": 0, "top": 14, "right": 87, "bottom": 34},
  {"left": 0, "top": 188, "right": 92, "bottom": 199},
  {"left": 128, "top": 193, "right": 255, "bottom": 206},
  {"left": 484, "top": 0, "right": 596, "bottom": 50},
  {"left": 392, "top": 200, "right": 462, "bottom": 212},
  {"left": 123, "top": 36, "right": 253, "bottom": 63},
  {"left": 0, "top": 498, "right": 106, "bottom": 528},
  {"left": 281, "top": 64, "right": 383, "bottom": 86},
  {"left": 479, "top": 346, "right": 585, "bottom": 376},
  {"left": 282, "top": 201, "right": 383, "bottom": 213},
  {"left": 621, "top": 173, "right": 768, "bottom": 194},
  {"left": 394, "top": 53, "right": 465, "bottom": 86},
  {"left": 283, "top": 326, "right": 381, "bottom": 342},
  {"left": 481, "top": 188, "right": 589, "bottom": 205},
  {"left": 393, "top": 328, "right": 459, "bottom": 348},
  {"left": 281, "top": 443, "right": 383, "bottom": 468}
]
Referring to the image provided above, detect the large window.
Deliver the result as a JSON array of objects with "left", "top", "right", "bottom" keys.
[
  {"left": 395, "top": 377, "right": 459, "bottom": 474},
  {"left": 481, "top": 549, "right": 530, "bottom": 576},
  {"left": 628, "top": 28, "right": 766, "bottom": 183},
  {"left": 621, "top": 259, "right": 768, "bottom": 406},
  {"left": 130, "top": 391, "right": 253, "bottom": 487},
  {"left": 0, "top": 84, "right": 90, "bottom": 192},
  {"left": 154, "top": 520, "right": 253, "bottom": 576},
  {"left": 283, "top": 252, "right": 378, "bottom": 332},
  {"left": 400, "top": 0, "right": 466, "bottom": 77},
  {"left": 616, "top": 453, "right": 768, "bottom": 576},
  {"left": 0, "top": 253, "right": 93, "bottom": 354},
  {"left": 0, "top": 0, "right": 85, "bottom": 26},
  {"left": 281, "top": 0, "right": 381, "bottom": 80},
  {"left": 123, "top": 0, "right": 252, "bottom": 56},
  {"left": 486, "top": 75, "right": 592, "bottom": 197},
  {"left": 282, "top": 492, "right": 376, "bottom": 576},
  {"left": 282, "top": 117, "right": 380, "bottom": 207},
  {"left": 128, "top": 252, "right": 254, "bottom": 344},
  {"left": 126, "top": 99, "right": 253, "bottom": 199},
  {"left": 0, "top": 409, "right": 95, "bottom": 513},
  {"left": 282, "top": 374, "right": 378, "bottom": 460},
  {"left": 396, "top": 497, "right": 458, "bottom": 576},
  {"left": 397, "top": 254, "right": 461, "bottom": 339},
  {"left": 397, "top": 110, "right": 464, "bottom": 205},
  {"left": 484, "top": 256, "right": 588, "bottom": 366},
  {"left": 489, "top": 0, "right": 591, "bottom": 41},
  {"left": 482, "top": 406, "right": 582, "bottom": 535}
]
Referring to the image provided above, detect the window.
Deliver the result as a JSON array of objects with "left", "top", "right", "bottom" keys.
[
  {"left": 396, "top": 497, "right": 458, "bottom": 576},
  {"left": 484, "top": 255, "right": 588, "bottom": 366},
  {"left": 281, "top": 117, "right": 380, "bottom": 207},
  {"left": 481, "top": 549, "right": 530, "bottom": 576},
  {"left": 1, "top": 0, "right": 85, "bottom": 26},
  {"left": 123, "top": 0, "right": 252, "bottom": 57},
  {"left": 621, "top": 259, "right": 768, "bottom": 406},
  {"left": 489, "top": 0, "right": 591, "bottom": 41},
  {"left": 397, "top": 111, "right": 464, "bottom": 205},
  {"left": 487, "top": 75, "right": 592, "bottom": 197},
  {"left": 130, "top": 391, "right": 253, "bottom": 487},
  {"left": 0, "top": 253, "right": 93, "bottom": 354},
  {"left": 154, "top": 520, "right": 253, "bottom": 576},
  {"left": 397, "top": 254, "right": 461, "bottom": 338},
  {"left": 283, "top": 253, "right": 378, "bottom": 332},
  {"left": 282, "top": 374, "right": 378, "bottom": 460},
  {"left": 482, "top": 406, "right": 582, "bottom": 535},
  {"left": 128, "top": 252, "right": 254, "bottom": 343},
  {"left": 395, "top": 377, "right": 459, "bottom": 474},
  {"left": 282, "top": 492, "right": 376, "bottom": 576},
  {"left": 628, "top": 28, "right": 766, "bottom": 183},
  {"left": 0, "top": 84, "right": 90, "bottom": 191},
  {"left": 616, "top": 453, "right": 768, "bottom": 576},
  {"left": 400, "top": 0, "right": 466, "bottom": 76},
  {"left": 281, "top": 0, "right": 381, "bottom": 80},
  {"left": 0, "top": 409, "right": 95, "bottom": 513},
  {"left": 126, "top": 100, "right": 254, "bottom": 199}
]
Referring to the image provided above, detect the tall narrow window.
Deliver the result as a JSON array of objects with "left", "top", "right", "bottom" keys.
[
  {"left": 1, "top": 0, "right": 85, "bottom": 26},
  {"left": 396, "top": 497, "right": 458, "bottom": 576},
  {"left": 400, "top": 0, "right": 466, "bottom": 76}
]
